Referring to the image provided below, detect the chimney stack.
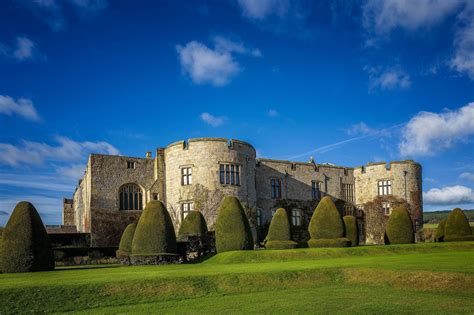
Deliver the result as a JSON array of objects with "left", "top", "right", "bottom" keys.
[{"left": 146, "top": 151, "right": 152, "bottom": 159}]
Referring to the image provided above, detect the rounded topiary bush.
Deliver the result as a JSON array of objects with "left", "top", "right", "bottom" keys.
[
  {"left": 309, "top": 197, "right": 345, "bottom": 239},
  {"left": 435, "top": 219, "right": 446, "bottom": 242},
  {"left": 178, "top": 211, "right": 208, "bottom": 239},
  {"left": 117, "top": 223, "right": 137, "bottom": 257},
  {"left": 215, "top": 196, "right": 253, "bottom": 253},
  {"left": 0, "top": 201, "right": 54, "bottom": 273},
  {"left": 131, "top": 201, "right": 177, "bottom": 256},
  {"left": 444, "top": 208, "right": 472, "bottom": 242},
  {"left": 385, "top": 206, "right": 414, "bottom": 245},
  {"left": 343, "top": 215, "right": 358, "bottom": 246},
  {"left": 265, "top": 208, "right": 297, "bottom": 250}
]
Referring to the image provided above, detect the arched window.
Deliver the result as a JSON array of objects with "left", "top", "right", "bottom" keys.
[{"left": 119, "top": 183, "right": 143, "bottom": 210}]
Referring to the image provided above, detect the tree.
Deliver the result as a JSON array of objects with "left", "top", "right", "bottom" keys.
[
  {"left": 343, "top": 215, "right": 358, "bottom": 246},
  {"left": 178, "top": 211, "right": 208, "bottom": 239},
  {"left": 117, "top": 223, "right": 137, "bottom": 257},
  {"left": 215, "top": 196, "right": 253, "bottom": 253},
  {"left": 132, "top": 201, "right": 177, "bottom": 255},
  {"left": 265, "top": 208, "right": 297, "bottom": 249},
  {"left": 444, "top": 208, "right": 473, "bottom": 242},
  {"left": 385, "top": 206, "right": 414, "bottom": 244},
  {"left": 0, "top": 201, "right": 54, "bottom": 273},
  {"left": 435, "top": 219, "right": 446, "bottom": 242}
]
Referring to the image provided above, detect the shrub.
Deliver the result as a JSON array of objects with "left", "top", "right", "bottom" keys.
[
  {"left": 435, "top": 219, "right": 446, "bottom": 242},
  {"left": 444, "top": 235, "right": 474, "bottom": 242},
  {"left": 444, "top": 208, "right": 472, "bottom": 242},
  {"left": 131, "top": 201, "right": 177, "bottom": 255},
  {"left": 178, "top": 211, "right": 208, "bottom": 239},
  {"left": 116, "top": 223, "right": 137, "bottom": 257},
  {"left": 265, "top": 208, "right": 297, "bottom": 250},
  {"left": 0, "top": 201, "right": 54, "bottom": 273},
  {"left": 308, "top": 196, "right": 344, "bottom": 239},
  {"left": 385, "top": 206, "right": 414, "bottom": 244},
  {"left": 307, "top": 238, "right": 351, "bottom": 248},
  {"left": 343, "top": 215, "right": 358, "bottom": 246},
  {"left": 215, "top": 196, "right": 253, "bottom": 253}
]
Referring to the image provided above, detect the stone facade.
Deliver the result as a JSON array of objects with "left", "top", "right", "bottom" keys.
[{"left": 64, "top": 137, "right": 423, "bottom": 247}]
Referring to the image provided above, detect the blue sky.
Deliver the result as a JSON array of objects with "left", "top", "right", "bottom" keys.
[{"left": 1, "top": 0, "right": 474, "bottom": 225}]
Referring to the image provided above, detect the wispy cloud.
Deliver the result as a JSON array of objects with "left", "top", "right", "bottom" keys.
[
  {"left": 450, "top": 4, "right": 474, "bottom": 79},
  {"left": 0, "top": 173, "right": 74, "bottom": 193},
  {"left": 460, "top": 172, "right": 474, "bottom": 182},
  {"left": 176, "top": 36, "right": 261, "bottom": 86},
  {"left": 268, "top": 109, "right": 279, "bottom": 117},
  {"left": 236, "top": 0, "right": 290, "bottom": 20},
  {"left": 0, "top": 95, "right": 41, "bottom": 122},
  {"left": 0, "top": 36, "right": 41, "bottom": 62},
  {"left": 364, "top": 65, "right": 411, "bottom": 91},
  {"left": 423, "top": 185, "right": 474, "bottom": 205},
  {"left": 200, "top": 112, "right": 226, "bottom": 127},
  {"left": 399, "top": 102, "right": 474, "bottom": 156}
]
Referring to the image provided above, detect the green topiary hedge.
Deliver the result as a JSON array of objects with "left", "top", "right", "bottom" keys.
[
  {"left": 131, "top": 201, "right": 177, "bottom": 256},
  {"left": 265, "top": 208, "right": 297, "bottom": 250},
  {"left": 178, "top": 211, "right": 208, "bottom": 239},
  {"left": 307, "top": 238, "right": 351, "bottom": 248},
  {"left": 309, "top": 197, "right": 345, "bottom": 239},
  {"left": 0, "top": 201, "right": 54, "bottom": 273},
  {"left": 444, "top": 208, "right": 472, "bottom": 242},
  {"left": 215, "top": 196, "right": 253, "bottom": 253},
  {"left": 343, "top": 215, "right": 358, "bottom": 246},
  {"left": 385, "top": 206, "right": 414, "bottom": 244},
  {"left": 435, "top": 219, "right": 446, "bottom": 242},
  {"left": 116, "top": 223, "right": 137, "bottom": 257}
]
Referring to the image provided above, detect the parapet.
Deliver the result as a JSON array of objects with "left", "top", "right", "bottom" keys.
[
  {"left": 355, "top": 160, "right": 421, "bottom": 173},
  {"left": 165, "top": 137, "right": 256, "bottom": 153}
]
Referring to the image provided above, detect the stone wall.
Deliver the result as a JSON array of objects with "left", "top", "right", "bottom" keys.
[{"left": 62, "top": 198, "right": 75, "bottom": 226}]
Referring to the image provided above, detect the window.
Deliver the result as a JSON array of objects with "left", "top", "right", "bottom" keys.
[
  {"left": 152, "top": 193, "right": 159, "bottom": 200},
  {"left": 119, "top": 183, "right": 143, "bottom": 210},
  {"left": 312, "top": 181, "right": 321, "bottom": 200},
  {"left": 256, "top": 208, "right": 262, "bottom": 227},
  {"left": 382, "top": 202, "right": 391, "bottom": 215},
  {"left": 181, "top": 167, "right": 192, "bottom": 185},
  {"left": 181, "top": 202, "right": 194, "bottom": 220},
  {"left": 219, "top": 163, "right": 240, "bottom": 185},
  {"left": 126, "top": 161, "right": 136, "bottom": 169},
  {"left": 271, "top": 178, "right": 281, "bottom": 199},
  {"left": 341, "top": 183, "right": 354, "bottom": 202},
  {"left": 292, "top": 209, "right": 302, "bottom": 226},
  {"left": 344, "top": 205, "right": 353, "bottom": 216},
  {"left": 271, "top": 208, "right": 277, "bottom": 217},
  {"left": 378, "top": 180, "right": 392, "bottom": 196}
]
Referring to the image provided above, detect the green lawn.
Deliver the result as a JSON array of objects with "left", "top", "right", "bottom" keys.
[
  {"left": 423, "top": 222, "right": 474, "bottom": 229},
  {"left": 1, "top": 242, "right": 473, "bottom": 314}
]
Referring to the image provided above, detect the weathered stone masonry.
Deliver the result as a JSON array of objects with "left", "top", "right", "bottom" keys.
[{"left": 64, "top": 137, "right": 423, "bottom": 247}]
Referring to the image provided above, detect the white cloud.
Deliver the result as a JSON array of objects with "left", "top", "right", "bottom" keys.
[
  {"left": 423, "top": 185, "right": 474, "bottom": 205},
  {"left": 176, "top": 37, "right": 260, "bottom": 86},
  {"left": 365, "top": 66, "right": 411, "bottom": 91},
  {"left": 55, "top": 164, "right": 85, "bottom": 180},
  {"left": 237, "top": 0, "right": 290, "bottom": 20},
  {"left": 0, "top": 136, "right": 119, "bottom": 167},
  {"left": 346, "top": 122, "right": 374, "bottom": 136},
  {"left": 460, "top": 172, "right": 474, "bottom": 182},
  {"left": 0, "top": 173, "right": 74, "bottom": 192},
  {"left": 450, "top": 5, "right": 474, "bottom": 79},
  {"left": 268, "top": 109, "right": 279, "bottom": 117},
  {"left": 0, "top": 95, "right": 41, "bottom": 122},
  {"left": 399, "top": 102, "right": 474, "bottom": 156},
  {"left": 200, "top": 112, "right": 225, "bottom": 127},
  {"left": 13, "top": 37, "right": 36, "bottom": 61},
  {"left": 363, "top": 0, "right": 463, "bottom": 35}
]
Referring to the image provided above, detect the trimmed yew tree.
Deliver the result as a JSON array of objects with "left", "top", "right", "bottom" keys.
[
  {"left": 343, "top": 215, "right": 358, "bottom": 246},
  {"left": 116, "top": 223, "right": 137, "bottom": 257},
  {"left": 0, "top": 201, "right": 54, "bottom": 273},
  {"left": 308, "top": 196, "right": 351, "bottom": 248},
  {"left": 215, "top": 196, "right": 253, "bottom": 253},
  {"left": 131, "top": 201, "right": 177, "bottom": 255},
  {"left": 385, "top": 206, "right": 414, "bottom": 244},
  {"left": 265, "top": 208, "right": 297, "bottom": 249},
  {"left": 435, "top": 219, "right": 446, "bottom": 242},
  {"left": 444, "top": 208, "right": 474, "bottom": 242},
  {"left": 178, "top": 211, "right": 208, "bottom": 239}
]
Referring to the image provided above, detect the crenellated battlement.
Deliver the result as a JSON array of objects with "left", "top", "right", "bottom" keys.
[{"left": 166, "top": 137, "right": 256, "bottom": 154}]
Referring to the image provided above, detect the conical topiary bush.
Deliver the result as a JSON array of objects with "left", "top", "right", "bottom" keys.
[
  {"left": 435, "top": 219, "right": 446, "bottom": 242},
  {"left": 116, "top": 223, "right": 137, "bottom": 258},
  {"left": 131, "top": 201, "right": 177, "bottom": 256},
  {"left": 265, "top": 208, "right": 297, "bottom": 249},
  {"left": 444, "top": 208, "right": 474, "bottom": 242},
  {"left": 0, "top": 201, "right": 54, "bottom": 273},
  {"left": 178, "top": 211, "right": 208, "bottom": 239},
  {"left": 385, "top": 206, "right": 414, "bottom": 244},
  {"left": 343, "top": 215, "right": 358, "bottom": 246},
  {"left": 308, "top": 197, "right": 351, "bottom": 248},
  {"left": 215, "top": 196, "right": 253, "bottom": 253}
]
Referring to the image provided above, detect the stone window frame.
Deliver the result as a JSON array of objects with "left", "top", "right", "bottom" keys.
[
  {"left": 311, "top": 180, "right": 321, "bottom": 200},
  {"left": 378, "top": 179, "right": 392, "bottom": 196},
  {"left": 218, "top": 162, "right": 241, "bottom": 186},
  {"left": 381, "top": 202, "right": 391, "bottom": 216},
  {"left": 118, "top": 183, "right": 143, "bottom": 211},
  {"left": 256, "top": 207, "right": 262, "bottom": 226},
  {"left": 270, "top": 178, "right": 282, "bottom": 199},
  {"left": 152, "top": 193, "right": 159, "bottom": 201},
  {"left": 126, "top": 161, "right": 136, "bottom": 169},
  {"left": 341, "top": 183, "right": 354, "bottom": 202},
  {"left": 291, "top": 208, "right": 302, "bottom": 226},
  {"left": 180, "top": 165, "right": 193, "bottom": 186},
  {"left": 181, "top": 201, "right": 194, "bottom": 221}
]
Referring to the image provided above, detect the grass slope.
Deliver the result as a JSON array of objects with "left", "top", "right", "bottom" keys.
[{"left": 0, "top": 242, "right": 473, "bottom": 314}]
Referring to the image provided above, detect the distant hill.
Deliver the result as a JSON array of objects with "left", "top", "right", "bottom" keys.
[{"left": 424, "top": 209, "right": 474, "bottom": 224}]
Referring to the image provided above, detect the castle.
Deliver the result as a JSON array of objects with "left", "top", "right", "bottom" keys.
[{"left": 62, "top": 138, "right": 423, "bottom": 247}]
